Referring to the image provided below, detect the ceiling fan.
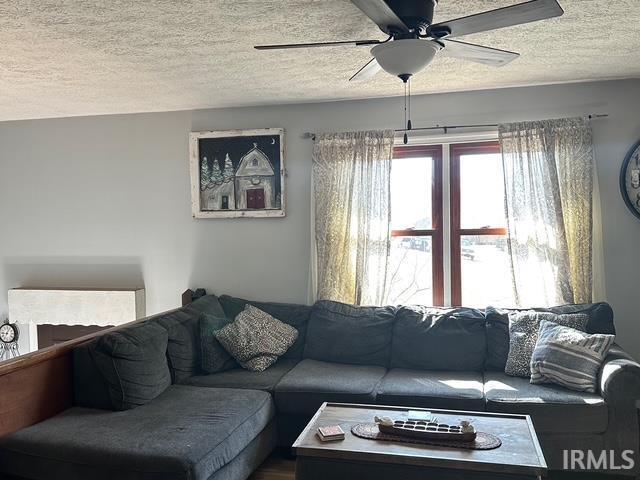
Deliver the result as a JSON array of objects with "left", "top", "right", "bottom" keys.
[{"left": 254, "top": 0, "right": 564, "bottom": 82}]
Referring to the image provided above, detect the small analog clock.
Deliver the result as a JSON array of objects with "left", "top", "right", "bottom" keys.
[
  {"left": 0, "top": 321, "right": 19, "bottom": 344},
  {"left": 620, "top": 139, "right": 640, "bottom": 220}
]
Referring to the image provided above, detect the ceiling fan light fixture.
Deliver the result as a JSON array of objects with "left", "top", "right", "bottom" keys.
[{"left": 371, "top": 39, "right": 441, "bottom": 77}]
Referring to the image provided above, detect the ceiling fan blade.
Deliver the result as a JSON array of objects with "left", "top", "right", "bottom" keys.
[
  {"left": 429, "top": 0, "right": 564, "bottom": 38},
  {"left": 351, "top": 0, "right": 410, "bottom": 34},
  {"left": 349, "top": 58, "right": 382, "bottom": 82},
  {"left": 438, "top": 39, "right": 519, "bottom": 66},
  {"left": 255, "top": 39, "right": 381, "bottom": 50}
]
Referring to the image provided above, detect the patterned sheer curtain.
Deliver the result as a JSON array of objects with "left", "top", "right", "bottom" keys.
[
  {"left": 499, "top": 117, "right": 594, "bottom": 307},
  {"left": 312, "top": 130, "right": 395, "bottom": 305}
]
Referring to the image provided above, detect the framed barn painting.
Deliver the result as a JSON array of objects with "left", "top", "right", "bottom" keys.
[{"left": 189, "top": 128, "right": 285, "bottom": 218}]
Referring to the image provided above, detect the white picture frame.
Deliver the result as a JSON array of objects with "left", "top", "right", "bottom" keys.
[{"left": 189, "top": 128, "right": 285, "bottom": 218}]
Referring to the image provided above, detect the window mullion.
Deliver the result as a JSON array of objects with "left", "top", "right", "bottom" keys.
[
  {"left": 450, "top": 145, "right": 462, "bottom": 307},
  {"left": 442, "top": 143, "right": 452, "bottom": 307}
]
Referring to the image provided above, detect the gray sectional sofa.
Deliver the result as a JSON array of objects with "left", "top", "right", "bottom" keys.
[{"left": 0, "top": 293, "right": 639, "bottom": 479}]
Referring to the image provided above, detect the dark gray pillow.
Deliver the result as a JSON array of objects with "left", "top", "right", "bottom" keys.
[
  {"left": 391, "top": 305, "right": 487, "bottom": 371},
  {"left": 485, "top": 302, "right": 615, "bottom": 371},
  {"left": 215, "top": 305, "right": 298, "bottom": 371},
  {"left": 185, "top": 294, "right": 226, "bottom": 317},
  {"left": 199, "top": 313, "right": 237, "bottom": 374},
  {"left": 92, "top": 321, "right": 171, "bottom": 410},
  {"left": 219, "top": 295, "right": 311, "bottom": 359},
  {"left": 304, "top": 300, "right": 396, "bottom": 367},
  {"left": 505, "top": 311, "right": 588, "bottom": 377}
]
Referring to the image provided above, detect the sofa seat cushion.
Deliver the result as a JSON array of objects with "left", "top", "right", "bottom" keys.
[
  {"left": 376, "top": 369, "right": 485, "bottom": 411},
  {"left": 484, "top": 372, "right": 608, "bottom": 434},
  {"left": 182, "top": 358, "right": 299, "bottom": 392},
  {"left": 0, "top": 385, "right": 275, "bottom": 480},
  {"left": 274, "top": 359, "right": 386, "bottom": 415}
]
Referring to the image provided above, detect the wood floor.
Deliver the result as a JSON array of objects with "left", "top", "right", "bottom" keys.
[{"left": 248, "top": 456, "right": 295, "bottom": 480}]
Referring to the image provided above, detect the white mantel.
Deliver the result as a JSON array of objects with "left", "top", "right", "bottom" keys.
[{"left": 8, "top": 288, "right": 146, "bottom": 353}]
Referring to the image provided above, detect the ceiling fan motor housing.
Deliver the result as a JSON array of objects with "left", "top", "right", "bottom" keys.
[{"left": 386, "top": 0, "right": 438, "bottom": 32}]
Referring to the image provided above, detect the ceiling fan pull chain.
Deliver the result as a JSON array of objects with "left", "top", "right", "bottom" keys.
[
  {"left": 403, "top": 81, "right": 408, "bottom": 144},
  {"left": 407, "top": 77, "right": 412, "bottom": 131}
]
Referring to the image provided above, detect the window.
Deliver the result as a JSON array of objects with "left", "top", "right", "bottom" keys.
[
  {"left": 388, "top": 145, "right": 443, "bottom": 306},
  {"left": 450, "top": 142, "right": 514, "bottom": 307},
  {"left": 389, "top": 141, "right": 514, "bottom": 308}
]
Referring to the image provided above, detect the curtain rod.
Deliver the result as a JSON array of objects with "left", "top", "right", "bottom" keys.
[{"left": 302, "top": 114, "right": 609, "bottom": 140}]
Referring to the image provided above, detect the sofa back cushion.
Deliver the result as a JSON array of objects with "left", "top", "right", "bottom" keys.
[
  {"left": 72, "top": 296, "right": 226, "bottom": 409},
  {"left": 146, "top": 294, "right": 226, "bottom": 382},
  {"left": 390, "top": 306, "right": 487, "bottom": 371},
  {"left": 303, "top": 300, "right": 396, "bottom": 367},
  {"left": 153, "top": 309, "right": 200, "bottom": 383},
  {"left": 91, "top": 321, "right": 171, "bottom": 410},
  {"left": 73, "top": 341, "right": 114, "bottom": 410},
  {"left": 219, "top": 295, "right": 310, "bottom": 359},
  {"left": 485, "top": 302, "right": 615, "bottom": 371}
]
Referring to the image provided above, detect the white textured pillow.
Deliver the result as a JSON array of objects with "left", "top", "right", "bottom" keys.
[
  {"left": 214, "top": 305, "right": 298, "bottom": 372},
  {"left": 505, "top": 311, "right": 588, "bottom": 377}
]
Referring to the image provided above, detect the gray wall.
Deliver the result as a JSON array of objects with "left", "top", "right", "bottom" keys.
[{"left": 1, "top": 79, "right": 639, "bottom": 357}]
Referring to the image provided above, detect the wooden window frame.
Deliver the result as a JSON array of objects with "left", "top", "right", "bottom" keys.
[
  {"left": 450, "top": 141, "right": 507, "bottom": 306},
  {"left": 390, "top": 145, "right": 444, "bottom": 306}
]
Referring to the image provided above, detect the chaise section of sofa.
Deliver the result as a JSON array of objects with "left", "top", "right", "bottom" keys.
[
  {"left": 0, "top": 294, "right": 279, "bottom": 480},
  {"left": 0, "top": 386, "right": 277, "bottom": 480}
]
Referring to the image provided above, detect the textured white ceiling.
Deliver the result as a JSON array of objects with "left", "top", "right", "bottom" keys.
[{"left": 0, "top": 0, "right": 638, "bottom": 121}]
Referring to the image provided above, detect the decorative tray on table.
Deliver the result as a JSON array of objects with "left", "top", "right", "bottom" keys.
[{"left": 375, "top": 417, "right": 477, "bottom": 442}]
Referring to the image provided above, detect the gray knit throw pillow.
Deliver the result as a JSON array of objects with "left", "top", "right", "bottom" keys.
[
  {"left": 505, "top": 311, "right": 587, "bottom": 377},
  {"left": 530, "top": 320, "right": 614, "bottom": 392},
  {"left": 215, "top": 305, "right": 298, "bottom": 372}
]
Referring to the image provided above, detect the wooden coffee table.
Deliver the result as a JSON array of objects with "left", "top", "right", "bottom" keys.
[{"left": 293, "top": 403, "right": 547, "bottom": 480}]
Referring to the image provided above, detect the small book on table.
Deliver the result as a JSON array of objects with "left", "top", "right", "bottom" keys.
[{"left": 317, "top": 425, "right": 345, "bottom": 442}]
